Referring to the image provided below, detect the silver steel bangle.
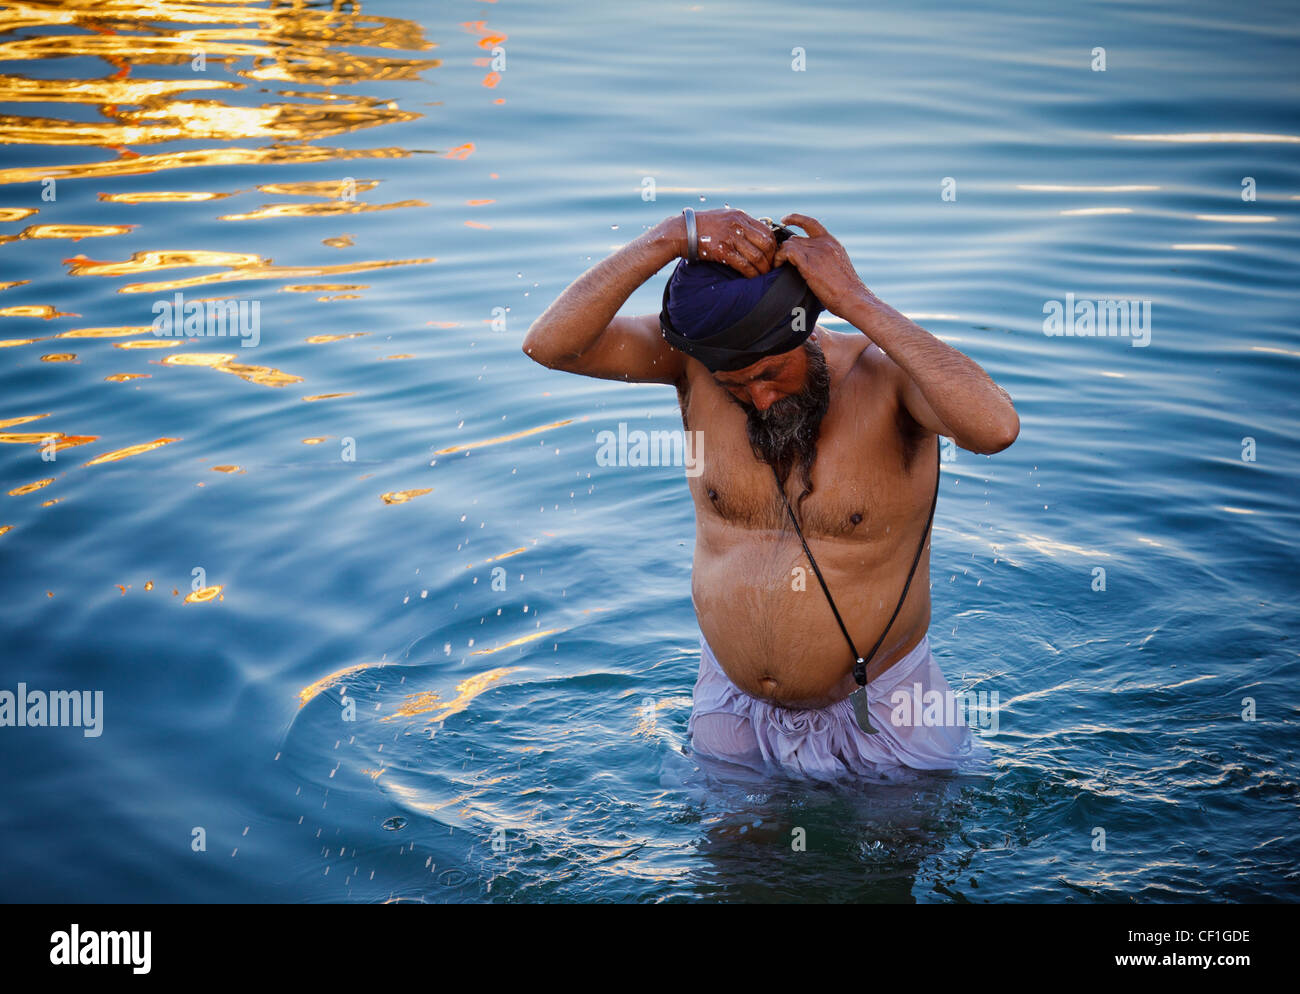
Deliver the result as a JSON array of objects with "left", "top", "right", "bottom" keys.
[{"left": 681, "top": 207, "right": 698, "bottom": 262}]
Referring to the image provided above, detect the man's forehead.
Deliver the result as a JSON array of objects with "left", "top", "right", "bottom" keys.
[{"left": 713, "top": 351, "right": 793, "bottom": 383}]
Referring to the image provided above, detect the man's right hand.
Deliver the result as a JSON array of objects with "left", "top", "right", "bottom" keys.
[
  {"left": 524, "top": 208, "right": 779, "bottom": 385},
  {"left": 675, "top": 208, "right": 779, "bottom": 277}
]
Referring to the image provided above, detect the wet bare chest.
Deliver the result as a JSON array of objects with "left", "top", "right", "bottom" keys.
[{"left": 682, "top": 396, "right": 897, "bottom": 540}]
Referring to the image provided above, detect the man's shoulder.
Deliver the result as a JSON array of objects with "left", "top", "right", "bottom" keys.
[
  {"left": 827, "top": 326, "right": 898, "bottom": 389},
  {"left": 828, "top": 328, "right": 928, "bottom": 452}
]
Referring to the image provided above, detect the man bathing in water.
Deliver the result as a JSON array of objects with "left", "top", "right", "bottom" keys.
[{"left": 523, "top": 208, "right": 1019, "bottom": 778}]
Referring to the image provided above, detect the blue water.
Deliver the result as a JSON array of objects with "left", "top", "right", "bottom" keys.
[{"left": 1, "top": 0, "right": 1297, "bottom": 902}]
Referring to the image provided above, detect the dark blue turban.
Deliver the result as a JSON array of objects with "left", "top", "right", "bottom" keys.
[{"left": 659, "top": 259, "right": 823, "bottom": 373}]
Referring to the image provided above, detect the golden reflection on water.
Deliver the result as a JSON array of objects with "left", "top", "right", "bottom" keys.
[
  {"left": 82, "top": 436, "right": 179, "bottom": 466},
  {"left": 298, "top": 660, "right": 387, "bottom": 708},
  {"left": 99, "top": 191, "right": 233, "bottom": 204},
  {"left": 56, "top": 325, "right": 153, "bottom": 338},
  {"left": 470, "top": 629, "right": 564, "bottom": 656},
  {"left": 431, "top": 419, "right": 577, "bottom": 456},
  {"left": 0, "top": 414, "right": 51, "bottom": 429},
  {"left": 217, "top": 198, "right": 427, "bottom": 221},
  {"left": 0, "top": 304, "right": 75, "bottom": 318},
  {"left": 0, "top": 223, "right": 135, "bottom": 244},
  {"left": 0, "top": 0, "right": 441, "bottom": 308},
  {"left": 61, "top": 250, "right": 435, "bottom": 293},
  {"left": 380, "top": 487, "right": 433, "bottom": 505},
  {"left": 183, "top": 584, "right": 224, "bottom": 604},
  {"left": 261, "top": 180, "right": 380, "bottom": 197},
  {"left": 7, "top": 477, "right": 53, "bottom": 495},
  {"left": 464, "top": 546, "right": 526, "bottom": 569},
  {"left": 159, "top": 350, "right": 304, "bottom": 387},
  {"left": 0, "top": 431, "right": 98, "bottom": 450},
  {"left": 1, "top": 0, "right": 451, "bottom": 543},
  {"left": 383, "top": 666, "right": 520, "bottom": 723}
]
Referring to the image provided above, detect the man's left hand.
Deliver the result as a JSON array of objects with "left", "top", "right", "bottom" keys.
[{"left": 773, "top": 213, "right": 870, "bottom": 316}]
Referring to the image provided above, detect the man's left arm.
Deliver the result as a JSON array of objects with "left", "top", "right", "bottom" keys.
[{"left": 775, "top": 213, "right": 1019, "bottom": 455}]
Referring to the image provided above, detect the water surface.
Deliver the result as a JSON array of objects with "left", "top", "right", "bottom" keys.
[{"left": 0, "top": 0, "right": 1297, "bottom": 902}]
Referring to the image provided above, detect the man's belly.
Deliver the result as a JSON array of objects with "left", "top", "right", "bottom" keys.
[{"left": 691, "top": 526, "right": 931, "bottom": 709}]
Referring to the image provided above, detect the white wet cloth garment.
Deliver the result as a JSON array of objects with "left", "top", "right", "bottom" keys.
[{"left": 687, "top": 631, "right": 993, "bottom": 780}]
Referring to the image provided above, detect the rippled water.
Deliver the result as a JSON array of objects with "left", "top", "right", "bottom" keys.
[{"left": 1, "top": 0, "right": 1297, "bottom": 902}]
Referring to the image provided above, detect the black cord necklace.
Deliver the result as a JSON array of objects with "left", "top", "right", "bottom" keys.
[{"left": 771, "top": 442, "right": 941, "bottom": 733}]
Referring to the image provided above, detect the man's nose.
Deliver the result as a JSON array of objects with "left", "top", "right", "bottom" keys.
[{"left": 748, "top": 385, "right": 782, "bottom": 411}]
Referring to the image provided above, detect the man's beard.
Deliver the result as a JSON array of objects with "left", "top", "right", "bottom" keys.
[{"left": 742, "top": 340, "right": 831, "bottom": 515}]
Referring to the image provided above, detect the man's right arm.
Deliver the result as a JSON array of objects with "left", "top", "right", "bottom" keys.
[{"left": 521, "top": 209, "right": 778, "bottom": 386}]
